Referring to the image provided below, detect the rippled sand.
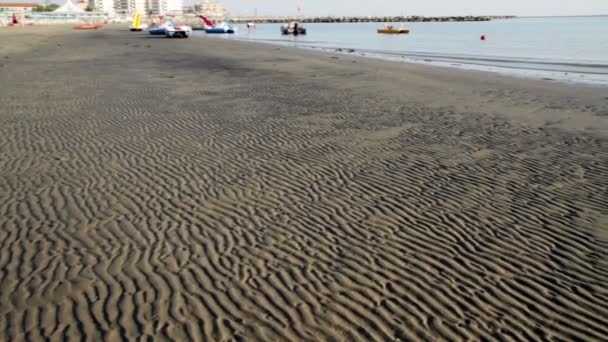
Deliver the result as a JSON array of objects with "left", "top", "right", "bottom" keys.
[{"left": 1, "top": 25, "right": 607, "bottom": 341}]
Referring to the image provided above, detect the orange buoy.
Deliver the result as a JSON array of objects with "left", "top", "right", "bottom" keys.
[{"left": 480, "top": 34, "right": 487, "bottom": 41}]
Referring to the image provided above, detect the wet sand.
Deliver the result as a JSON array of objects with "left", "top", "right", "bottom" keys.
[{"left": 1, "top": 25, "right": 607, "bottom": 340}]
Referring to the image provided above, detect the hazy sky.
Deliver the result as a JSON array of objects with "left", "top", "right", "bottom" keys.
[{"left": 217, "top": 0, "right": 608, "bottom": 17}]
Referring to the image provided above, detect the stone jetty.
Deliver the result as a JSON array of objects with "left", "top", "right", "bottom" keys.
[{"left": 230, "top": 15, "right": 515, "bottom": 24}]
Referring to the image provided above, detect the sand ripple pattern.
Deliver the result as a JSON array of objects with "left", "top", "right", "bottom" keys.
[{"left": 1, "top": 28, "right": 607, "bottom": 341}]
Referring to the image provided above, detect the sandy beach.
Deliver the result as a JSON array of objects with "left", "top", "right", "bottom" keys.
[{"left": 1, "top": 25, "right": 607, "bottom": 341}]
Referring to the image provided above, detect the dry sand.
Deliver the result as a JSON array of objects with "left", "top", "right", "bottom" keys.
[{"left": 1, "top": 25, "right": 607, "bottom": 341}]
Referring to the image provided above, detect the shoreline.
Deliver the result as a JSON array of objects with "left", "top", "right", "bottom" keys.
[
  {"left": 6, "top": 19, "right": 607, "bottom": 87},
  {"left": 222, "top": 33, "right": 608, "bottom": 87},
  {"left": 1, "top": 25, "right": 607, "bottom": 340},
  {"left": 201, "top": 18, "right": 608, "bottom": 87}
]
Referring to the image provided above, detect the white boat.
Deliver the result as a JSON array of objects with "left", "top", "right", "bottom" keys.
[
  {"left": 165, "top": 24, "right": 192, "bottom": 38},
  {"left": 149, "top": 19, "right": 190, "bottom": 37}
]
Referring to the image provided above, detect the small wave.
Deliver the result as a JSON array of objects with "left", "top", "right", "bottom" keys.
[
  {"left": 350, "top": 49, "right": 608, "bottom": 69},
  {"left": 224, "top": 34, "right": 608, "bottom": 75},
  {"left": 302, "top": 47, "right": 608, "bottom": 75}
]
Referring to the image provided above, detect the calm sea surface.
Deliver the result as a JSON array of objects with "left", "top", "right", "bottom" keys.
[{"left": 196, "top": 17, "right": 608, "bottom": 85}]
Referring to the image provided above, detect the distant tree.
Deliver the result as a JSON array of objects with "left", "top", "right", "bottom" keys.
[
  {"left": 33, "top": 4, "right": 60, "bottom": 11},
  {"left": 85, "top": 4, "right": 95, "bottom": 11}
]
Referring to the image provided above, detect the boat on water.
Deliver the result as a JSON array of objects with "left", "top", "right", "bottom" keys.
[
  {"left": 377, "top": 25, "right": 410, "bottom": 34},
  {"left": 74, "top": 23, "right": 104, "bottom": 30},
  {"left": 281, "top": 22, "right": 306, "bottom": 35},
  {"left": 129, "top": 13, "right": 148, "bottom": 31}
]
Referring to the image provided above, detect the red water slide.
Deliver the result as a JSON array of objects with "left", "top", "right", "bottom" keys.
[{"left": 198, "top": 15, "right": 215, "bottom": 28}]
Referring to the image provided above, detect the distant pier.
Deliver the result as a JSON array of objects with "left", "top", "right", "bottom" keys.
[{"left": 230, "top": 15, "right": 516, "bottom": 24}]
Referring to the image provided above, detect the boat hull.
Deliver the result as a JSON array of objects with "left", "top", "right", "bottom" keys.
[
  {"left": 166, "top": 26, "right": 192, "bottom": 38},
  {"left": 280, "top": 28, "right": 307, "bottom": 35},
  {"left": 377, "top": 29, "right": 410, "bottom": 34},
  {"left": 166, "top": 31, "right": 191, "bottom": 38},
  {"left": 149, "top": 28, "right": 167, "bottom": 35},
  {"left": 129, "top": 24, "right": 148, "bottom": 32},
  {"left": 205, "top": 28, "right": 235, "bottom": 34},
  {"left": 74, "top": 23, "right": 104, "bottom": 30}
]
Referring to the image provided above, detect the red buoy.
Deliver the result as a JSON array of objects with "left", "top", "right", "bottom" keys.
[{"left": 480, "top": 34, "right": 487, "bottom": 41}]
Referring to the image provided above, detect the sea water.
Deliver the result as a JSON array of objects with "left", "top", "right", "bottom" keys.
[{"left": 197, "top": 17, "right": 608, "bottom": 85}]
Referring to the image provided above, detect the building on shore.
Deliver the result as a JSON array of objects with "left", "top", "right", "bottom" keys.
[
  {"left": 76, "top": 0, "right": 88, "bottom": 10},
  {"left": 89, "top": 0, "right": 113, "bottom": 13},
  {"left": 0, "top": 2, "right": 39, "bottom": 13},
  {"left": 165, "top": 0, "right": 182, "bottom": 15},
  {"left": 89, "top": 0, "right": 181, "bottom": 15},
  {"left": 195, "top": 0, "right": 228, "bottom": 20}
]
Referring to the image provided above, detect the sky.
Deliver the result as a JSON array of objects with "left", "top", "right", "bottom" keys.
[{"left": 216, "top": 0, "right": 608, "bottom": 17}]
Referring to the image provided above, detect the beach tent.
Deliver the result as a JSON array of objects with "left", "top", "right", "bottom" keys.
[{"left": 53, "top": 0, "right": 85, "bottom": 13}]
